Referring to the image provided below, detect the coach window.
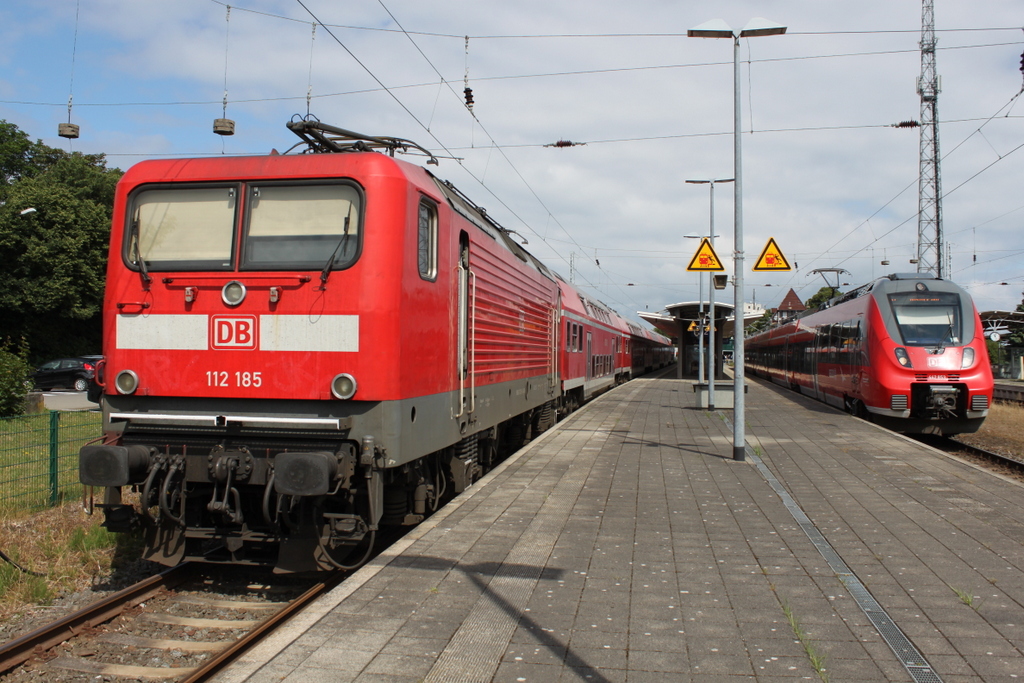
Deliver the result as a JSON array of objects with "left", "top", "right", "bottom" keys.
[
  {"left": 127, "top": 185, "right": 237, "bottom": 271},
  {"left": 243, "top": 182, "right": 362, "bottom": 271},
  {"left": 418, "top": 199, "right": 438, "bottom": 281}
]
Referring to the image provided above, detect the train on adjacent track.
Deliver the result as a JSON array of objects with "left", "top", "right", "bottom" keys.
[
  {"left": 745, "top": 273, "right": 993, "bottom": 436},
  {"left": 79, "top": 120, "right": 672, "bottom": 573}
]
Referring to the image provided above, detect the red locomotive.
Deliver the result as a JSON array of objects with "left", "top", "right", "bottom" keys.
[
  {"left": 745, "top": 273, "right": 992, "bottom": 435},
  {"left": 79, "top": 121, "right": 671, "bottom": 572}
]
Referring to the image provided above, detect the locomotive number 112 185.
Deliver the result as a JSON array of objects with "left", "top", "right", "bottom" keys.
[{"left": 206, "top": 371, "right": 263, "bottom": 388}]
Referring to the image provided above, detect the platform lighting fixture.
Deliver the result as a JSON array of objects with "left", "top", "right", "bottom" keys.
[{"left": 689, "top": 18, "right": 786, "bottom": 461}]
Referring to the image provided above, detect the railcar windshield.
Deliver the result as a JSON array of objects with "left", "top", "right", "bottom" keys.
[
  {"left": 888, "top": 291, "right": 962, "bottom": 346},
  {"left": 243, "top": 183, "right": 361, "bottom": 270},
  {"left": 129, "top": 186, "right": 237, "bottom": 271},
  {"left": 124, "top": 181, "right": 362, "bottom": 273}
]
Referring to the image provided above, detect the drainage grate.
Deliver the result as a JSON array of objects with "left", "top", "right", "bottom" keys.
[{"left": 721, "top": 417, "right": 944, "bottom": 683}]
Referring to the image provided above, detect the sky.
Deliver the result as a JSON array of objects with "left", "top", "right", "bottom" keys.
[{"left": 2, "top": 0, "right": 1023, "bottom": 325}]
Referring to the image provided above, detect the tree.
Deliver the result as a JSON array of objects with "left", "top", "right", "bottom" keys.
[
  {"left": 0, "top": 120, "right": 121, "bottom": 362},
  {"left": 804, "top": 286, "right": 842, "bottom": 311},
  {"left": 745, "top": 310, "right": 773, "bottom": 335},
  {"left": 1003, "top": 295, "right": 1024, "bottom": 348}
]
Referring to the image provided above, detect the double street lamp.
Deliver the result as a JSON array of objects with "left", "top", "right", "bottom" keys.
[{"left": 689, "top": 17, "right": 786, "bottom": 461}]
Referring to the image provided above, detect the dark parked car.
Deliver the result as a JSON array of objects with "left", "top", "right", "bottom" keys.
[
  {"left": 86, "top": 357, "right": 105, "bottom": 404},
  {"left": 29, "top": 356, "right": 101, "bottom": 392}
]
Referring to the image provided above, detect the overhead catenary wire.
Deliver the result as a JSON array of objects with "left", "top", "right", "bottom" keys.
[{"left": 365, "top": 0, "right": 638, "bottom": 315}]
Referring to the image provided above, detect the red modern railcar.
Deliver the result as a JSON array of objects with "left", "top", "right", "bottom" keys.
[
  {"left": 79, "top": 121, "right": 671, "bottom": 572},
  {"left": 746, "top": 273, "right": 992, "bottom": 435}
]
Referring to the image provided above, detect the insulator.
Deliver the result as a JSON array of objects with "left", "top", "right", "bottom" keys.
[
  {"left": 463, "top": 87, "right": 474, "bottom": 106},
  {"left": 893, "top": 120, "right": 920, "bottom": 128}
]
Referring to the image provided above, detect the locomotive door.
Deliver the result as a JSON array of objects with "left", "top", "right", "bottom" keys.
[
  {"left": 454, "top": 237, "right": 475, "bottom": 418},
  {"left": 586, "top": 332, "right": 593, "bottom": 382}
]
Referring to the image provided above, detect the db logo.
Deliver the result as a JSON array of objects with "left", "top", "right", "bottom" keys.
[{"left": 211, "top": 315, "right": 258, "bottom": 350}]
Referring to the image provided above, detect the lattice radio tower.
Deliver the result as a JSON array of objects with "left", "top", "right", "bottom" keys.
[{"left": 916, "top": 0, "right": 944, "bottom": 277}]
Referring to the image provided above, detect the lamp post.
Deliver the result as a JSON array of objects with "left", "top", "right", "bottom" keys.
[
  {"left": 689, "top": 17, "right": 786, "bottom": 461},
  {"left": 687, "top": 178, "right": 733, "bottom": 410}
]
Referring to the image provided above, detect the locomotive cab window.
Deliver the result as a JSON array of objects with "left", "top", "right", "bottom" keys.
[
  {"left": 243, "top": 183, "right": 362, "bottom": 271},
  {"left": 888, "top": 292, "right": 962, "bottom": 346},
  {"left": 126, "top": 185, "right": 238, "bottom": 271},
  {"left": 417, "top": 198, "right": 438, "bottom": 281}
]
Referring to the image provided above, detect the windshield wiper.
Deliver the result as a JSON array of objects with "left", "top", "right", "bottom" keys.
[
  {"left": 320, "top": 215, "right": 352, "bottom": 286},
  {"left": 130, "top": 214, "right": 152, "bottom": 286},
  {"left": 936, "top": 314, "right": 954, "bottom": 351}
]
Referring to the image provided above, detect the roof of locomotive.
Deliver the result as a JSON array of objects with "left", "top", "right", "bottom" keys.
[
  {"left": 114, "top": 148, "right": 561, "bottom": 284},
  {"left": 821, "top": 272, "right": 965, "bottom": 311}
]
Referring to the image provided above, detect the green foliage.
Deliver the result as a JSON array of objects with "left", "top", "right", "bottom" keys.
[
  {"left": 805, "top": 286, "right": 842, "bottom": 311},
  {"left": 69, "top": 524, "right": 116, "bottom": 554},
  {"left": 746, "top": 310, "right": 773, "bottom": 335},
  {"left": 0, "top": 120, "right": 122, "bottom": 361},
  {"left": 0, "top": 340, "right": 32, "bottom": 417}
]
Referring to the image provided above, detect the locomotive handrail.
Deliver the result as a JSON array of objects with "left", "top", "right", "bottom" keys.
[{"left": 159, "top": 275, "right": 312, "bottom": 284}]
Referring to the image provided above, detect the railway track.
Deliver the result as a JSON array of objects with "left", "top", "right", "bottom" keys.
[
  {"left": 0, "top": 563, "right": 340, "bottom": 683},
  {"left": 993, "top": 381, "right": 1024, "bottom": 406},
  {"left": 916, "top": 434, "right": 1024, "bottom": 480}
]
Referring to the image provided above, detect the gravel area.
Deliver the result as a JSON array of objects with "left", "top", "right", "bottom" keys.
[{"left": 0, "top": 558, "right": 165, "bottom": 645}]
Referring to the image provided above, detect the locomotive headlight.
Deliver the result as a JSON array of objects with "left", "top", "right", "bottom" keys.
[
  {"left": 222, "top": 280, "right": 247, "bottom": 307},
  {"left": 894, "top": 347, "right": 912, "bottom": 368},
  {"left": 115, "top": 369, "right": 139, "bottom": 394},
  {"left": 961, "top": 347, "right": 975, "bottom": 369},
  {"left": 331, "top": 373, "right": 357, "bottom": 400}
]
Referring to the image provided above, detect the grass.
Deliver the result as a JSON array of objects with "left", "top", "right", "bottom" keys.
[
  {"left": 957, "top": 401, "right": 1024, "bottom": 455},
  {"left": 0, "top": 411, "right": 103, "bottom": 514},
  {"left": 949, "top": 584, "right": 982, "bottom": 610},
  {"left": 780, "top": 599, "right": 830, "bottom": 683},
  {"left": 0, "top": 500, "right": 144, "bottom": 624}
]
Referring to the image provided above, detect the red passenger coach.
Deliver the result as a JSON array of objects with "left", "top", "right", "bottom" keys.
[
  {"left": 79, "top": 121, "right": 668, "bottom": 572},
  {"left": 746, "top": 273, "right": 993, "bottom": 436}
]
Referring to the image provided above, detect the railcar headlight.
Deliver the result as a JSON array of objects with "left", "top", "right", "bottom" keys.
[
  {"left": 222, "top": 280, "right": 247, "bottom": 307},
  {"left": 115, "top": 369, "right": 139, "bottom": 394},
  {"left": 961, "top": 347, "right": 975, "bottom": 369},
  {"left": 331, "top": 373, "right": 357, "bottom": 400},
  {"left": 894, "top": 347, "right": 912, "bottom": 368}
]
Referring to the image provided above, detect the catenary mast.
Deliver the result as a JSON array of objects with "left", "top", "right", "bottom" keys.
[{"left": 917, "top": 0, "right": 943, "bottom": 277}]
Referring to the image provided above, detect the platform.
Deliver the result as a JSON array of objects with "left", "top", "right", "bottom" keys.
[{"left": 219, "top": 374, "right": 1024, "bottom": 682}]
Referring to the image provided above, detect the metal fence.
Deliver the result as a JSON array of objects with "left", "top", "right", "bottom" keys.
[{"left": 0, "top": 411, "right": 103, "bottom": 512}]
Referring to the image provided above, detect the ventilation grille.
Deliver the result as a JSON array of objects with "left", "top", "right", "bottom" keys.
[
  {"left": 971, "top": 395, "right": 989, "bottom": 411},
  {"left": 890, "top": 395, "right": 909, "bottom": 410}
]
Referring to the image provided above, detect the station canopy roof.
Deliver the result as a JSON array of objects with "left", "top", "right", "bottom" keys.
[
  {"left": 639, "top": 301, "right": 764, "bottom": 341},
  {"left": 979, "top": 310, "right": 1024, "bottom": 336}
]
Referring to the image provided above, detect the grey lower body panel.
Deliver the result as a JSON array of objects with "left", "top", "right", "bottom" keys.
[{"left": 103, "top": 374, "right": 557, "bottom": 467}]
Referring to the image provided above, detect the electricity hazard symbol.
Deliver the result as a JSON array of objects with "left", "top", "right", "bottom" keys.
[
  {"left": 753, "top": 237, "right": 792, "bottom": 271},
  {"left": 686, "top": 238, "right": 725, "bottom": 271}
]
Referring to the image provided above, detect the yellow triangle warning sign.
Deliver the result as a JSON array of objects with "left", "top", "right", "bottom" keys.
[
  {"left": 686, "top": 238, "right": 725, "bottom": 271},
  {"left": 753, "top": 237, "right": 792, "bottom": 271}
]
